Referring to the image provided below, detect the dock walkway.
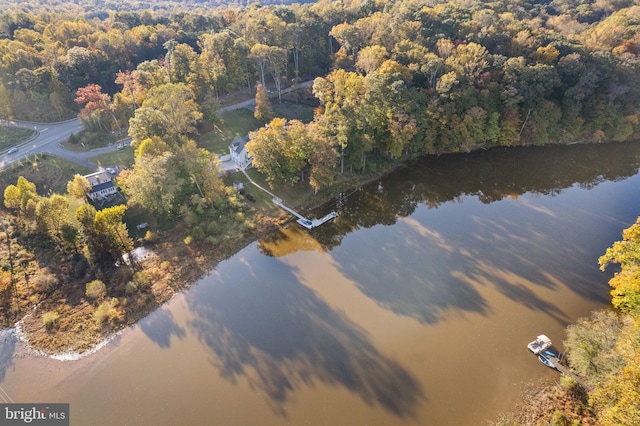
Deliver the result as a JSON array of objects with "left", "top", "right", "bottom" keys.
[
  {"left": 239, "top": 169, "right": 337, "bottom": 229},
  {"left": 546, "top": 356, "right": 593, "bottom": 392},
  {"left": 528, "top": 335, "right": 593, "bottom": 392}
]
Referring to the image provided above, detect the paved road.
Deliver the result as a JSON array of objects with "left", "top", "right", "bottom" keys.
[
  {"left": 0, "top": 80, "right": 316, "bottom": 171},
  {"left": 218, "top": 80, "right": 314, "bottom": 113},
  {"left": 0, "top": 118, "right": 96, "bottom": 170}
]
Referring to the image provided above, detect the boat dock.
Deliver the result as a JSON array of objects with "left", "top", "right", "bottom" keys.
[
  {"left": 527, "top": 335, "right": 593, "bottom": 392},
  {"left": 544, "top": 356, "right": 594, "bottom": 392},
  {"left": 297, "top": 211, "right": 338, "bottom": 229},
  {"left": 240, "top": 169, "right": 338, "bottom": 229}
]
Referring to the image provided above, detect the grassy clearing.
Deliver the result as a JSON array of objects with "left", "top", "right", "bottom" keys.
[
  {"left": 62, "top": 129, "right": 127, "bottom": 152},
  {"left": 0, "top": 154, "right": 93, "bottom": 202},
  {"left": 90, "top": 146, "right": 135, "bottom": 168},
  {"left": 222, "top": 171, "right": 280, "bottom": 217},
  {"left": 196, "top": 108, "right": 260, "bottom": 154},
  {"left": 272, "top": 101, "right": 316, "bottom": 123},
  {"left": 195, "top": 102, "right": 315, "bottom": 155},
  {"left": 0, "top": 126, "right": 35, "bottom": 150}
]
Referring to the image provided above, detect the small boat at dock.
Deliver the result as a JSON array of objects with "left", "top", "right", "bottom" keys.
[
  {"left": 538, "top": 354, "right": 558, "bottom": 370},
  {"left": 297, "top": 211, "right": 338, "bottom": 229},
  {"left": 527, "top": 334, "right": 552, "bottom": 354}
]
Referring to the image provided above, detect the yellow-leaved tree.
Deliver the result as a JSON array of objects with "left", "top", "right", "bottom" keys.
[{"left": 599, "top": 217, "right": 640, "bottom": 313}]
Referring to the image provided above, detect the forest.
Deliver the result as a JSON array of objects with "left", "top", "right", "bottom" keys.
[{"left": 2, "top": 0, "right": 640, "bottom": 176}]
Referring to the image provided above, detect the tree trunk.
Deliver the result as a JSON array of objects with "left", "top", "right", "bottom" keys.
[{"left": 519, "top": 108, "right": 532, "bottom": 136}]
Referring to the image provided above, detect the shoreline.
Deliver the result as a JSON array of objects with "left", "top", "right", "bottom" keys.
[
  {"left": 5, "top": 159, "right": 401, "bottom": 359},
  {"left": 4, "top": 139, "right": 621, "bottom": 359}
]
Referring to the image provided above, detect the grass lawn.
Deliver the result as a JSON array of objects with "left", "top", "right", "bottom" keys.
[
  {"left": 0, "top": 154, "right": 94, "bottom": 202},
  {"left": 195, "top": 102, "right": 316, "bottom": 155},
  {"left": 90, "top": 146, "right": 135, "bottom": 168},
  {"left": 224, "top": 167, "right": 334, "bottom": 220},
  {"left": 272, "top": 101, "right": 316, "bottom": 123},
  {"left": 223, "top": 171, "right": 280, "bottom": 216},
  {"left": 196, "top": 109, "right": 260, "bottom": 154},
  {"left": 0, "top": 126, "right": 36, "bottom": 150},
  {"left": 62, "top": 129, "right": 128, "bottom": 152}
]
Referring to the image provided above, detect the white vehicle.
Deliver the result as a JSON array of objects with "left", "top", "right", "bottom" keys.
[
  {"left": 7, "top": 147, "right": 18, "bottom": 154},
  {"left": 105, "top": 167, "right": 116, "bottom": 175}
]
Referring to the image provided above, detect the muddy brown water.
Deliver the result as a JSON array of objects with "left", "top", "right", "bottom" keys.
[{"left": 2, "top": 142, "right": 640, "bottom": 425}]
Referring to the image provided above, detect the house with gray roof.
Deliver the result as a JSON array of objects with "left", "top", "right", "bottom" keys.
[
  {"left": 229, "top": 136, "right": 252, "bottom": 170},
  {"left": 83, "top": 170, "right": 117, "bottom": 201}
]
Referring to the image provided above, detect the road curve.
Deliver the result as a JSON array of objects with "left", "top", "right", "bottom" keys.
[
  {"left": 1, "top": 80, "right": 316, "bottom": 171},
  {"left": 1, "top": 118, "right": 89, "bottom": 170}
]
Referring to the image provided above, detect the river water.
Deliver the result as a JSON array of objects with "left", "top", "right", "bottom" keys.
[{"left": 2, "top": 142, "right": 640, "bottom": 425}]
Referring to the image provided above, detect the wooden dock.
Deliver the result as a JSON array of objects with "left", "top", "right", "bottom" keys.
[
  {"left": 297, "top": 211, "right": 338, "bottom": 229},
  {"left": 272, "top": 197, "right": 305, "bottom": 220},
  {"left": 528, "top": 335, "right": 593, "bottom": 392},
  {"left": 545, "top": 356, "right": 593, "bottom": 392},
  {"left": 240, "top": 169, "right": 338, "bottom": 229}
]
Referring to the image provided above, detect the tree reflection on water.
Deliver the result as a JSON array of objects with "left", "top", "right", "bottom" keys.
[
  {"left": 0, "top": 329, "right": 15, "bottom": 383},
  {"left": 314, "top": 141, "right": 640, "bottom": 250},
  {"left": 257, "top": 142, "right": 640, "bottom": 324}
]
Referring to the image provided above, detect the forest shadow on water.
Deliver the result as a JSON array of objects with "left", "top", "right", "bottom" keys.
[
  {"left": 325, "top": 208, "right": 570, "bottom": 326},
  {"left": 184, "top": 250, "right": 425, "bottom": 418},
  {"left": 138, "top": 307, "right": 186, "bottom": 349},
  {"left": 0, "top": 330, "right": 16, "bottom": 384}
]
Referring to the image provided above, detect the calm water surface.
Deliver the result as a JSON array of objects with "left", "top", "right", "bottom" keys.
[{"left": 2, "top": 142, "right": 640, "bottom": 425}]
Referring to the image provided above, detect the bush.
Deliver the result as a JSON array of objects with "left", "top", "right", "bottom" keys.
[
  {"left": 184, "top": 235, "right": 193, "bottom": 245},
  {"left": 72, "top": 255, "right": 90, "bottom": 279},
  {"left": 33, "top": 271, "right": 59, "bottom": 294},
  {"left": 560, "top": 376, "right": 577, "bottom": 391},
  {"left": 68, "top": 133, "right": 79, "bottom": 144},
  {"left": 132, "top": 271, "right": 151, "bottom": 289},
  {"left": 93, "top": 301, "right": 110, "bottom": 324},
  {"left": 551, "top": 410, "right": 567, "bottom": 426},
  {"left": 85, "top": 280, "right": 106, "bottom": 300},
  {"left": 93, "top": 298, "right": 125, "bottom": 327},
  {"left": 190, "top": 225, "right": 205, "bottom": 241},
  {"left": 42, "top": 311, "right": 60, "bottom": 329},
  {"left": 144, "top": 230, "right": 159, "bottom": 243},
  {"left": 206, "top": 221, "right": 219, "bottom": 235},
  {"left": 125, "top": 281, "right": 138, "bottom": 295}
]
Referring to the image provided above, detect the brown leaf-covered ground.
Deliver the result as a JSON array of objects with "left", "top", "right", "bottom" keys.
[
  {"left": 2, "top": 215, "right": 282, "bottom": 355},
  {"left": 490, "top": 379, "right": 598, "bottom": 426}
]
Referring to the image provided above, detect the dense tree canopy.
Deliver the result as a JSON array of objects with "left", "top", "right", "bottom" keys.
[
  {"left": 3, "top": 0, "right": 640, "bottom": 242},
  {"left": 1, "top": 0, "right": 638, "bottom": 156},
  {"left": 600, "top": 217, "right": 640, "bottom": 312},
  {"left": 558, "top": 216, "right": 640, "bottom": 425}
]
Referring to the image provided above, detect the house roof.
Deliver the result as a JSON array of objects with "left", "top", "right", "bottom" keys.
[
  {"left": 89, "top": 181, "right": 115, "bottom": 194},
  {"left": 229, "top": 136, "right": 249, "bottom": 154},
  {"left": 83, "top": 170, "right": 112, "bottom": 187}
]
